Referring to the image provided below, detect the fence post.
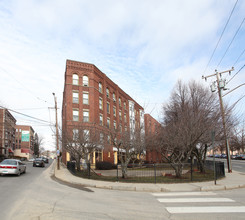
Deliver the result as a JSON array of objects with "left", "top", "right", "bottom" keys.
[
  {"left": 190, "top": 156, "right": 193, "bottom": 182},
  {"left": 211, "top": 130, "right": 216, "bottom": 185},
  {"left": 117, "top": 163, "right": 119, "bottom": 182},
  {"left": 154, "top": 163, "right": 157, "bottom": 184},
  {"left": 87, "top": 162, "right": 91, "bottom": 179}
]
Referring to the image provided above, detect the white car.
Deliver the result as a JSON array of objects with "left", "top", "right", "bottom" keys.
[{"left": 0, "top": 159, "right": 26, "bottom": 176}]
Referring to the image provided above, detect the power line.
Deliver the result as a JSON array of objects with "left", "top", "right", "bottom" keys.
[
  {"left": 203, "top": 0, "right": 239, "bottom": 74},
  {"left": 216, "top": 17, "right": 245, "bottom": 68},
  {"left": 0, "top": 67, "right": 52, "bottom": 105},
  {"left": 233, "top": 47, "right": 245, "bottom": 66},
  {"left": 0, "top": 105, "right": 53, "bottom": 125},
  {"left": 227, "top": 64, "right": 245, "bottom": 84}
]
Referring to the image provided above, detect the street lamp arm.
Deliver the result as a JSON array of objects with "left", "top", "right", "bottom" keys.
[{"left": 222, "top": 83, "right": 245, "bottom": 97}]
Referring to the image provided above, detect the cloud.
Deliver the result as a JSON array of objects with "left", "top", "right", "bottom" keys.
[{"left": 0, "top": 0, "right": 245, "bottom": 150}]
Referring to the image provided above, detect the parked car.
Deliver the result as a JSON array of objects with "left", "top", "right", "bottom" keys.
[
  {"left": 235, "top": 154, "right": 244, "bottom": 160},
  {"left": 33, "top": 158, "right": 45, "bottom": 167},
  {"left": 220, "top": 154, "right": 227, "bottom": 159},
  {"left": 41, "top": 157, "right": 49, "bottom": 163},
  {"left": 230, "top": 155, "right": 237, "bottom": 159},
  {"left": 28, "top": 158, "right": 35, "bottom": 162},
  {"left": 0, "top": 159, "right": 26, "bottom": 176}
]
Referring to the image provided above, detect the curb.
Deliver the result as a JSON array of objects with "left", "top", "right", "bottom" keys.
[{"left": 53, "top": 163, "right": 245, "bottom": 193}]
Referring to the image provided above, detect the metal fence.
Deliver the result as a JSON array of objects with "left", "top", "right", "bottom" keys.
[{"left": 66, "top": 160, "right": 225, "bottom": 184}]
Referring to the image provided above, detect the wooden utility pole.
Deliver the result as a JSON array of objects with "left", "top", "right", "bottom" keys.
[
  {"left": 53, "top": 93, "right": 60, "bottom": 170},
  {"left": 202, "top": 67, "right": 234, "bottom": 173}
]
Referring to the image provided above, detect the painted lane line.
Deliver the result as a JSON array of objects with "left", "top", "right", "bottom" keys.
[
  {"left": 166, "top": 206, "right": 245, "bottom": 214},
  {"left": 158, "top": 198, "right": 234, "bottom": 203},
  {"left": 152, "top": 192, "right": 216, "bottom": 197}
]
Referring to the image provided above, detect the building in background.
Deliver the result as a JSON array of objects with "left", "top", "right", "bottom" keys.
[
  {"left": 0, "top": 108, "right": 16, "bottom": 159},
  {"left": 14, "top": 125, "right": 35, "bottom": 160},
  {"left": 144, "top": 114, "right": 163, "bottom": 163},
  {"left": 62, "top": 60, "right": 145, "bottom": 165}
]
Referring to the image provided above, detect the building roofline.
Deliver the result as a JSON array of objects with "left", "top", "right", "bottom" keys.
[{"left": 65, "top": 59, "right": 144, "bottom": 109}]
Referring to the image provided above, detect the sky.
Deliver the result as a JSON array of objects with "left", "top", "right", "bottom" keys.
[{"left": 0, "top": 0, "right": 245, "bottom": 151}]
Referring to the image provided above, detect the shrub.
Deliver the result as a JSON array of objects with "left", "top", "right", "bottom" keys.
[{"left": 96, "top": 161, "right": 113, "bottom": 170}]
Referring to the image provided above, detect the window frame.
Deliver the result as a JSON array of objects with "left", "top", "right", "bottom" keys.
[
  {"left": 99, "top": 82, "right": 103, "bottom": 93},
  {"left": 72, "top": 74, "right": 79, "bottom": 85},
  {"left": 99, "top": 97, "right": 103, "bottom": 110},
  {"left": 83, "top": 75, "right": 89, "bottom": 87},
  {"left": 83, "top": 110, "right": 89, "bottom": 122},
  {"left": 73, "top": 109, "right": 79, "bottom": 121},
  {"left": 83, "top": 92, "right": 89, "bottom": 105},
  {"left": 72, "top": 91, "right": 79, "bottom": 104}
]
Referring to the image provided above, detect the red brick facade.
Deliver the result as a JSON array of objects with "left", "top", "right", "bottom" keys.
[
  {"left": 144, "top": 114, "right": 163, "bottom": 163},
  {"left": 15, "top": 125, "right": 34, "bottom": 159},
  {"left": 0, "top": 108, "right": 16, "bottom": 158},
  {"left": 62, "top": 60, "right": 144, "bottom": 164}
]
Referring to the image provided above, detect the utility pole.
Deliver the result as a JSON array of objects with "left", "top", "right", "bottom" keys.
[
  {"left": 202, "top": 67, "right": 234, "bottom": 173},
  {"left": 53, "top": 93, "right": 60, "bottom": 170}
]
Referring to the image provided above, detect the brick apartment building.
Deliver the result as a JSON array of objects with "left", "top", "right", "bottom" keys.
[
  {"left": 0, "top": 108, "right": 16, "bottom": 159},
  {"left": 14, "top": 125, "right": 35, "bottom": 160},
  {"left": 144, "top": 114, "right": 163, "bottom": 163},
  {"left": 62, "top": 60, "right": 145, "bottom": 165}
]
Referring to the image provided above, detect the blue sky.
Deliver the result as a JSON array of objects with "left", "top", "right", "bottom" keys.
[{"left": 0, "top": 0, "right": 244, "bottom": 150}]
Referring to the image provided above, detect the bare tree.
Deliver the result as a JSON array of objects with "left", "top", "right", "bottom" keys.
[
  {"left": 230, "top": 122, "right": 245, "bottom": 154},
  {"left": 110, "top": 125, "right": 145, "bottom": 178},
  {"left": 33, "top": 133, "right": 44, "bottom": 157},
  {"left": 62, "top": 124, "right": 102, "bottom": 171},
  {"left": 156, "top": 80, "right": 222, "bottom": 177}
]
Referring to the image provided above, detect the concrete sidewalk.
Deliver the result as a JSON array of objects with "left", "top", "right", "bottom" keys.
[{"left": 53, "top": 162, "right": 245, "bottom": 192}]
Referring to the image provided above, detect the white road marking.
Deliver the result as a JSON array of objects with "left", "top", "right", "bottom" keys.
[
  {"left": 152, "top": 192, "right": 216, "bottom": 197},
  {"left": 158, "top": 198, "right": 234, "bottom": 203},
  {"left": 166, "top": 206, "right": 245, "bottom": 214}
]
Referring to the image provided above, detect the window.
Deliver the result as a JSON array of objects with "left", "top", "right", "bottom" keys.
[
  {"left": 119, "top": 97, "right": 121, "bottom": 107},
  {"left": 100, "top": 133, "right": 104, "bottom": 143},
  {"left": 108, "top": 152, "right": 110, "bottom": 157},
  {"left": 107, "top": 102, "right": 110, "bottom": 114},
  {"left": 106, "top": 88, "right": 109, "bottom": 98},
  {"left": 113, "top": 93, "right": 116, "bottom": 102},
  {"left": 107, "top": 135, "right": 111, "bottom": 144},
  {"left": 99, "top": 98, "right": 103, "bottom": 110},
  {"left": 73, "top": 91, "right": 79, "bottom": 103},
  {"left": 83, "top": 129, "right": 90, "bottom": 140},
  {"left": 99, "top": 82, "right": 103, "bottom": 93},
  {"left": 125, "top": 126, "right": 127, "bottom": 131},
  {"left": 107, "top": 118, "right": 110, "bottom": 128},
  {"left": 124, "top": 113, "right": 127, "bottom": 123},
  {"left": 119, "top": 110, "right": 122, "bottom": 121},
  {"left": 119, "top": 124, "right": 122, "bottom": 132},
  {"left": 73, "top": 129, "right": 79, "bottom": 141},
  {"left": 113, "top": 121, "right": 116, "bottom": 129},
  {"left": 113, "top": 106, "right": 116, "bottom": 117},
  {"left": 83, "top": 92, "right": 89, "bottom": 105},
  {"left": 73, "top": 109, "right": 79, "bottom": 121},
  {"left": 83, "top": 110, "right": 89, "bottom": 122},
  {"left": 124, "top": 102, "right": 126, "bottom": 110},
  {"left": 83, "top": 75, "right": 89, "bottom": 86},
  {"left": 73, "top": 74, "right": 79, "bottom": 85},
  {"left": 99, "top": 114, "right": 103, "bottom": 126}
]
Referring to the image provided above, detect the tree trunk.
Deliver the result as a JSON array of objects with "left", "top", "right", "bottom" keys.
[{"left": 121, "top": 163, "right": 128, "bottom": 178}]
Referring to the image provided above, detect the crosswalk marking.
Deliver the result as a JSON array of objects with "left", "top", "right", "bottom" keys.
[
  {"left": 152, "top": 192, "right": 216, "bottom": 197},
  {"left": 166, "top": 206, "right": 245, "bottom": 214},
  {"left": 152, "top": 191, "right": 244, "bottom": 214},
  {"left": 158, "top": 197, "right": 234, "bottom": 203}
]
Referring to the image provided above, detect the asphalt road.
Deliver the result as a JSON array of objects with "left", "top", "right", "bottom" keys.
[
  {"left": 211, "top": 157, "right": 245, "bottom": 173},
  {"left": 0, "top": 159, "right": 52, "bottom": 219},
  {"left": 1, "top": 159, "right": 245, "bottom": 220}
]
